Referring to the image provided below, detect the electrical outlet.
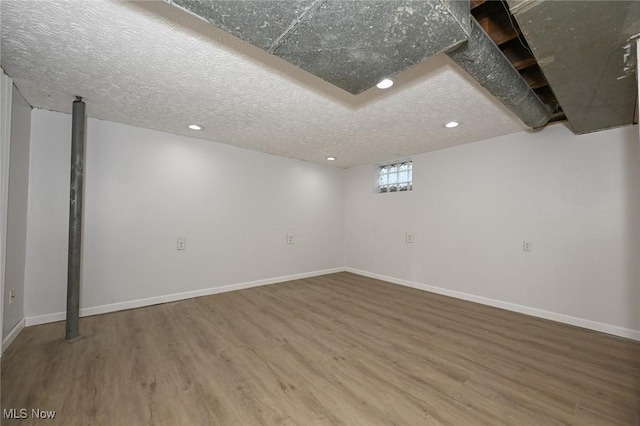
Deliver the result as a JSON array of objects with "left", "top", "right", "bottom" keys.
[
  {"left": 523, "top": 240, "right": 532, "bottom": 252},
  {"left": 406, "top": 232, "right": 414, "bottom": 243},
  {"left": 287, "top": 234, "right": 295, "bottom": 244},
  {"left": 9, "top": 289, "right": 15, "bottom": 305},
  {"left": 177, "top": 238, "right": 186, "bottom": 250}
]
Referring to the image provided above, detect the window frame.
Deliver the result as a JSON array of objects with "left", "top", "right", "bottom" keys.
[{"left": 375, "top": 159, "right": 413, "bottom": 194}]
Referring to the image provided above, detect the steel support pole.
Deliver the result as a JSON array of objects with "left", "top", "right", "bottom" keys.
[{"left": 65, "top": 96, "right": 85, "bottom": 342}]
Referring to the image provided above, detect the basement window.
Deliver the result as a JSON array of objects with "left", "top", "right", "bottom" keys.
[{"left": 377, "top": 160, "right": 412, "bottom": 193}]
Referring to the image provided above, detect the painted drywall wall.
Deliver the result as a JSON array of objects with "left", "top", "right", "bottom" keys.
[
  {"left": 0, "top": 71, "right": 14, "bottom": 353},
  {"left": 345, "top": 124, "right": 640, "bottom": 338},
  {"left": 24, "top": 109, "right": 344, "bottom": 322},
  {"left": 3, "top": 85, "right": 30, "bottom": 339}
]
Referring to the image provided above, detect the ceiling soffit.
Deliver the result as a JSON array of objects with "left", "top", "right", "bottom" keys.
[{"left": 168, "top": 0, "right": 471, "bottom": 94}]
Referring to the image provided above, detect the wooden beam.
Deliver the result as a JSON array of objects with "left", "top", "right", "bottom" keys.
[
  {"left": 502, "top": 41, "right": 537, "bottom": 70},
  {"left": 520, "top": 67, "right": 548, "bottom": 90},
  {"left": 534, "top": 86, "right": 557, "bottom": 104},
  {"left": 470, "top": 0, "right": 488, "bottom": 11},
  {"left": 474, "top": 13, "right": 519, "bottom": 46}
]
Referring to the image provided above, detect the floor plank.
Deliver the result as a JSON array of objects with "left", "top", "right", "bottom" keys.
[{"left": 2, "top": 272, "right": 639, "bottom": 425}]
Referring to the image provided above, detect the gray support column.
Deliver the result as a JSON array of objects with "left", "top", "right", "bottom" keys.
[{"left": 65, "top": 96, "right": 85, "bottom": 342}]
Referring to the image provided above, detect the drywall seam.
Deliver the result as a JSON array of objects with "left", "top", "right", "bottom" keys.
[
  {"left": 346, "top": 267, "right": 640, "bottom": 342},
  {"left": 2, "top": 318, "right": 25, "bottom": 352},
  {"left": 25, "top": 267, "right": 345, "bottom": 326}
]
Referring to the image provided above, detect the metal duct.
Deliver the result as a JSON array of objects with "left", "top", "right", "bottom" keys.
[
  {"left": 508, "top": 0, "right": 640, "bottom": 134},
  {"left": 446, "top": 19, "right": 551, "bottom": 128},
  {"left": 167, "top": 0, "right": 470, "bottom": 94}
]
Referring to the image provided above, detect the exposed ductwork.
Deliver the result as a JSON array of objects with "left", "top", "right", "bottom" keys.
[
  {"left": 168, "top": 0, "right": 471, "bottom": 95},
  {"left": 508, "top": 0, "right": 640, "bottom": 134},
  {"left": 446, "top": 19, "right": 551, "bottom": 128},
  {"left": 166, "top": 0, "right": 551, "bottom": 128}
]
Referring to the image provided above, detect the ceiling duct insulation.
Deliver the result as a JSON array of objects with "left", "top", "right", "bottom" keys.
[
  {"left": 446, "top": 19, "right": 551, "bottom": 128},
  {"left": 167, "top": 0, "right": 471, "bottom": 94},
  {"left": 508, "top": 0, "right": 640, "bottom": 134}
]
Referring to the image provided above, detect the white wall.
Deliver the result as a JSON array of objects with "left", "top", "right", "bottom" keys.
[
  {"left": 345, "top": 124, "right": 640, "bottom": 339},
  {"left": 24, "top": 109, "right": 344, "bottom": 323},
  {"left": 0, "top": 71, "right": 14, "bottom": 353},
  {"left": 19, "top": 109, "right": 640, "bottom": 340},
  {"left": 3, "top": 86, "right": 30, "bottom": 339}
]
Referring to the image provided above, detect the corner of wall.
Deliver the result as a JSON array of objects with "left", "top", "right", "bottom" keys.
[{"left": 2, "top": 318, "right": 25, "bottom": 354}]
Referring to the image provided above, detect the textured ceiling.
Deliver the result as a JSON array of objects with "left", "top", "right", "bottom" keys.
[{"left": 0, "top": 0, "right": 528, "bottom": 168}]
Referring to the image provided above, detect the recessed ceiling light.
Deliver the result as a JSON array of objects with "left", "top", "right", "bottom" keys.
[
  {"left": 326, "top": 156, "right": 337, "bottom": 161},
  {"left": 188, "top": 124, "right": 203, "bottom": 130},
  {"left": 445, "top": 121, "right": 460, "bottom": 128},
  {"left": 376, "top": 79, "right": 393, "bottom": 89}
]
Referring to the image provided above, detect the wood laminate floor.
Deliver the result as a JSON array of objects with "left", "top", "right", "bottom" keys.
[{"left": 2, "top": 272, "right": 639, "bottom": 425}]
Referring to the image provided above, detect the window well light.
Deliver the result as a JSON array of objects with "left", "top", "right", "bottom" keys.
[
  {"left": 188, "top": 124, "right": 203, "bottom": 130},
  {"left": 326, "top": 156, "right": 337, "bottom": 161},
  {"left": 445, "top": 121, "right": 460, "bottom": 128},
  {"left": 376, "top": 78, "right": 394, "bottom": 89}
]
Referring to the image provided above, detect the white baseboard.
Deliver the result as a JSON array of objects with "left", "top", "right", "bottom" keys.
[
  {"left": 346, "top": 267, "right": 640, "bottom": 342},
  {"left": 2, "top": 318, "right": 25, "bottom": 352},
  {"left": 25, "top": 267, "right": 345, "bottom": 327}
]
